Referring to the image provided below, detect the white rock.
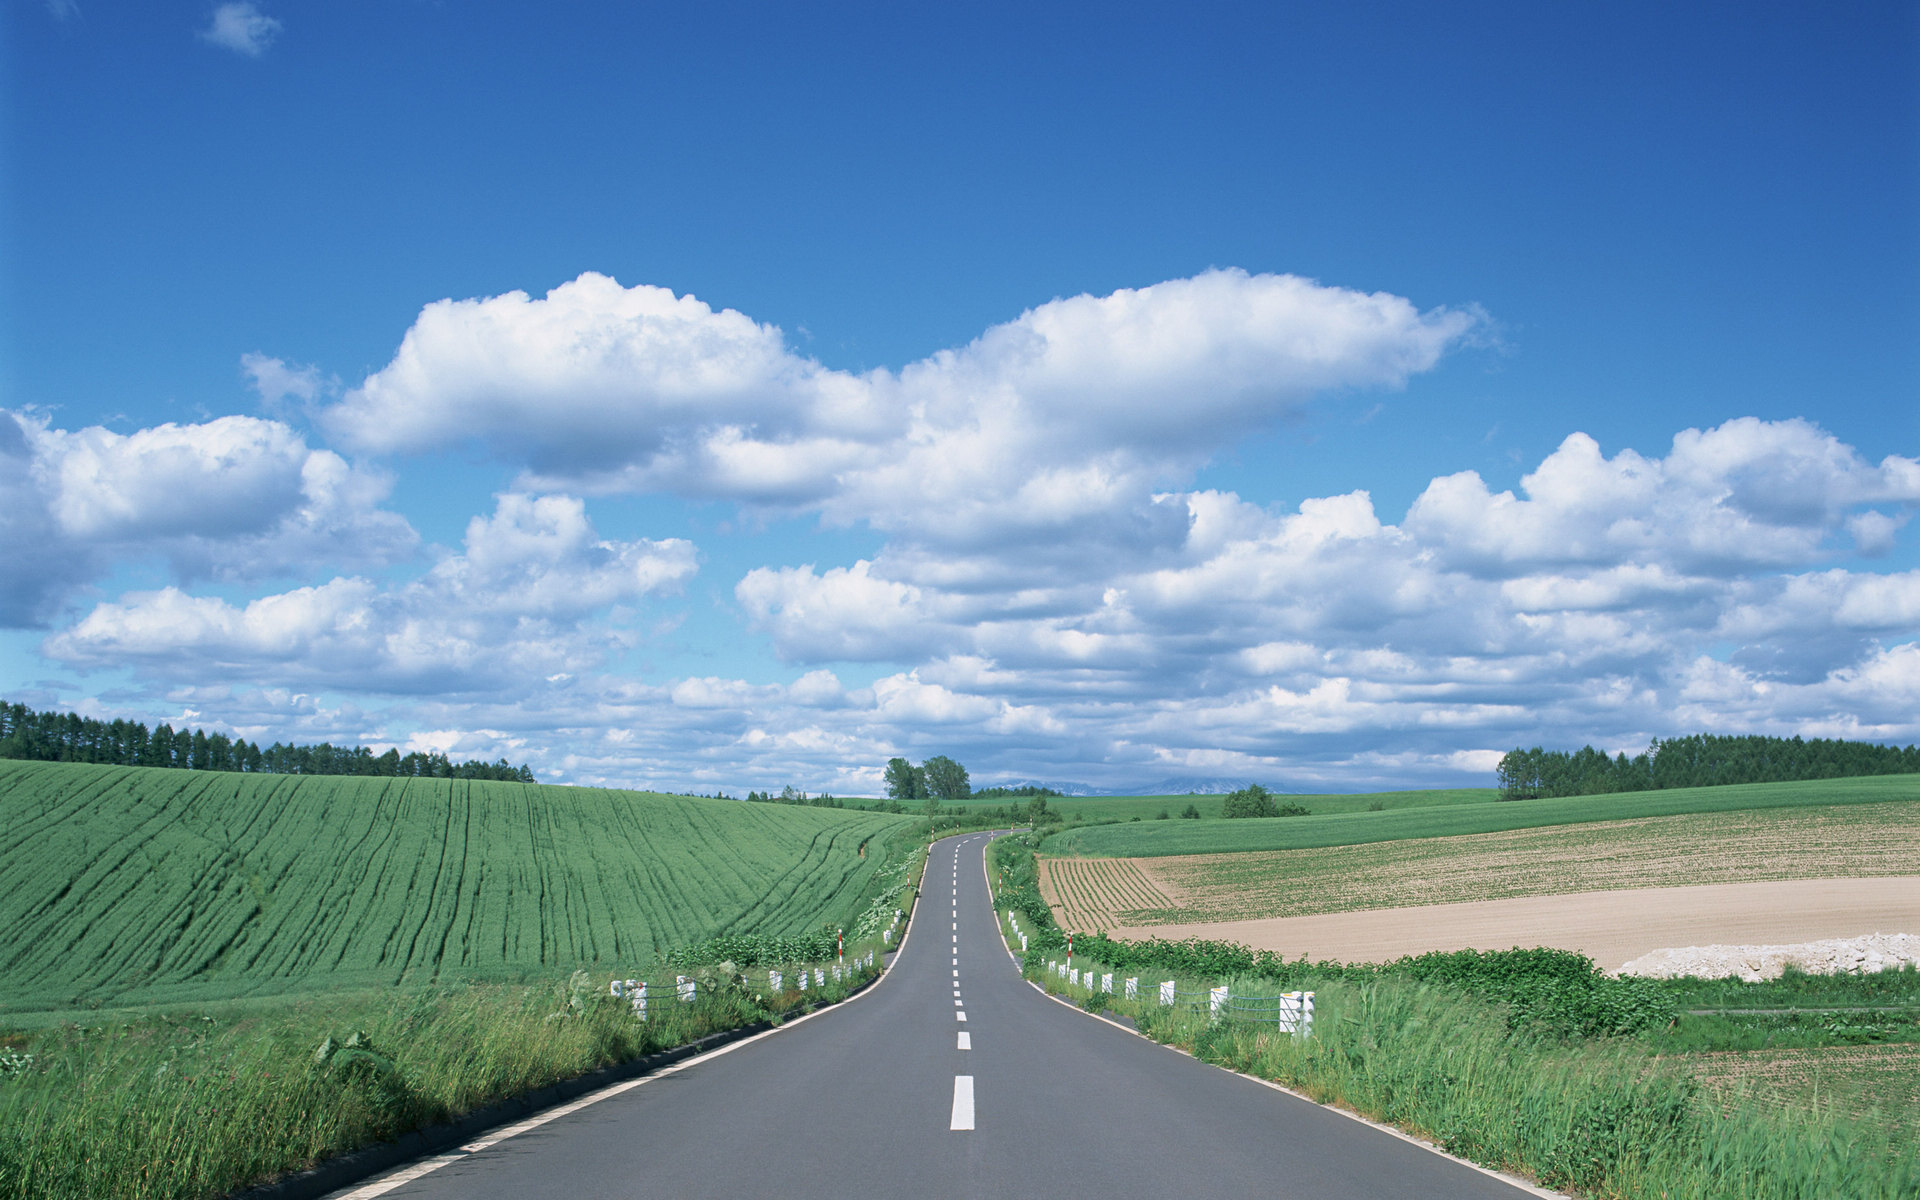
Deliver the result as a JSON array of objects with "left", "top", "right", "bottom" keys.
[{"left": 1616, "top": 933, "right": 1920, "bottom": 980}]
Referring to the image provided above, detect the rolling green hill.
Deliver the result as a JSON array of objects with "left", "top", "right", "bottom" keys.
[
  {"left": 0, "top": 760, "right": 918, "bottom": 1015},
  {"left": 1039, "top": 774, "right": 1920, "bottom": 857},
  {"left": 940, "top": 787, "right": 1498, "bottom": 823}
]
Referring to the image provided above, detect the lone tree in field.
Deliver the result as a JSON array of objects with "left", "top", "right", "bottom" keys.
[{"left": 922, "top": 755, "right": 971, "bottom": 802}]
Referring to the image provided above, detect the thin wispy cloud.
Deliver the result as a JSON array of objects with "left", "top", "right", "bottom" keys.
[{"left": 199, "top": 3, "right": 281, "bottom": 57}]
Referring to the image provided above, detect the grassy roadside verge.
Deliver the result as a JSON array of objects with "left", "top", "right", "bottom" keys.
[
  {"left": 988, "top": 832, "right": 1920, "bottom": 1198},
  {"left": 0, "top": 843, "right": 930, "bottom": 1200}
]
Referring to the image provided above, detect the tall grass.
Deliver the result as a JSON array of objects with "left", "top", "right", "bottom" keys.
[
  {"left": 0, "top": 962, "right": 877, "bottom": 1200},
  {"left": 1033, "top": 963, "right": 1920, "bottom": 1198}
]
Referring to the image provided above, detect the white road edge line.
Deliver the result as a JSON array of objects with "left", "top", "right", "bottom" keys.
[
  {"left": 336, "top": 834, "right": 950, "bottom": 1199},
  {"left": 950, "top": 1074, "right": 975, "bottom": 1131}
]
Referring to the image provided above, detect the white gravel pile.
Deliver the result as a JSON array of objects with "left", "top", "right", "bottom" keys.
[{"left": 1616, "top": 933, "right": 1920, "bottom": 981}]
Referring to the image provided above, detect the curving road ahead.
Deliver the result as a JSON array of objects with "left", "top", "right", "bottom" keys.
[{"left": 327, "top": 833, "right": 1548, "bottom": 1199}]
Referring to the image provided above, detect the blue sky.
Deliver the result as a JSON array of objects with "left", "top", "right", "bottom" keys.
[{"left": 2, "top": 1, "right": 1916, "bottom": 793}]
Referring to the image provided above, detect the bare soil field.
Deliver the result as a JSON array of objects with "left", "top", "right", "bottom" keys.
[
  {"left": 1105, "top": 876, "right": 1920, "bottom": 970},
  {"left": 1042, "top": 801, "right": 1920, "bottom": 930}
]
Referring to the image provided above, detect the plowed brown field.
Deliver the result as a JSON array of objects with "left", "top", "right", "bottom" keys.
[
  {"left": 1051, "top": 801, "right": 1920, "bottom": 927},
  {"left": 1038, "top": 856, "right": 1178, "bottom": 933}
]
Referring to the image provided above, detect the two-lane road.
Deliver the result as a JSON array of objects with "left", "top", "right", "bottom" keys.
[{"left": 330, "top": 833, "right": 1546, "bottom": 1199}]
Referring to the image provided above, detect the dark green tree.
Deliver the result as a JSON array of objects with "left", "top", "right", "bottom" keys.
[
  {"left": 1221, "top": 783, "right": 1279, "bottom": 818},
  {"left": 922, "top": 755, "right": 970, "bottom": 802},
  {"left": 883, "top": 756, "right": 925, "bottom": 800}
]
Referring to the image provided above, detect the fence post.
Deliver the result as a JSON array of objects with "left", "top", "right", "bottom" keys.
[
  {"left": 1125, "top": 977, "right": 1138, "bottom": 1000},
  {"left": 770, "top": 969, "right": 782, "bottom": 993},
  {"left": 634, "top": 981, "right": 647, "bottom": 1021},
  {"left": 677, "top": 975, "right": 696, "bottom": 1003},
  {"left": 1159, "top": 980, "right": 1175, "bottom": 1006},
  {"left": 1209, "top": 986, "right": 1228, "bottom": 1021},
  {"left": 1102, "top": 973, "right": 1113, "bottom": 994}
]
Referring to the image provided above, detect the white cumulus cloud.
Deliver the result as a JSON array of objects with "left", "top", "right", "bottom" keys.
[
  {"left": 44, "top": 492, "right": 695, "bottom": 692},
  {"left": 321, "top": 269, "right": 1480, "bottom": 555},
  {"left": 0, "top": 411, "right": 415, "bottom": 627}
]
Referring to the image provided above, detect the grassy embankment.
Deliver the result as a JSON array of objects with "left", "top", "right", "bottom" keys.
[{"left": 0, "top": 760, "right": 924, "bottom": 1199}]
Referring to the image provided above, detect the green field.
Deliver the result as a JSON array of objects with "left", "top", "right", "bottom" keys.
[
  {"left": 0, "top": 760, "right": 918, "bottom": 1018},
  {"left": 937, "top": 786, "right": 1497, "bottom": 824},
  {"left": 1039, "top": 774, "right": 1920, "bottom": 857}
]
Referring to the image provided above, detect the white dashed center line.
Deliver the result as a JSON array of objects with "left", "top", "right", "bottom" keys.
[
  {"left": 956, "top": 1011, "right": 966, "bottom": 1021},
  {"left": 957, "top": 1031, "right": 970, "bottom": 1050},
  {"left": 950, "top": 1075, "right": 975, "bottom": 1131}
]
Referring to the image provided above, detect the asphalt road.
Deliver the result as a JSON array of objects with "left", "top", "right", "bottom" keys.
[{"left": 329, "top": 832, "right": 1545, "bottom": 1199}]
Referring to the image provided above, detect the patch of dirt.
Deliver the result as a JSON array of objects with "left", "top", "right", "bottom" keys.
[{"left": 1111, "top": 876, "right": 1920, "bottom": 972}]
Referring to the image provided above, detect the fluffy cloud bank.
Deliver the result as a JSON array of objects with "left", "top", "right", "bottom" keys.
[
  {"left": 0, "top": 411, "right": 414, "bottom": 627},
  {"left": 45, "top": 493, "right": 695, "bottom": 693},
  {"left": 321, "top": 270, "right": 1479, "bottom": 554},
  {"left": 19, "top": 271, "right": 1920, "bottom": 793}
]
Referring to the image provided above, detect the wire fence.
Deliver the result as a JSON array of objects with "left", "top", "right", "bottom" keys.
[
  {"left": 1040, "top": 958, "right": 1314, "bottom": 1035},
  {"left": 606, "top": 950, "right": 879, "bottom": 1021}
]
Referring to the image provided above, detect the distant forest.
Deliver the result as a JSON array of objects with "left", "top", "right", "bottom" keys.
[
  {"left": 1497, "top": 733, "right": 1919, "bottom": 801},
  {"left": 0, "top": 700, "right": 535, "bottom": 782}
]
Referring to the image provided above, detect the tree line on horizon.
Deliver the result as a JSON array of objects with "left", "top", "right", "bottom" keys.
[
  {"left": 1496, "top": 732, "right": 1919, "bottom": 801},
  {"left": 0, "top": 700, "right": 535, "bottom": 782}
]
